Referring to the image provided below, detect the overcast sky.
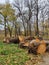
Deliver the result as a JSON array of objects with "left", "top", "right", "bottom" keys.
[{"left": 0, "top": 0, "right": 13, "bottom": 4}]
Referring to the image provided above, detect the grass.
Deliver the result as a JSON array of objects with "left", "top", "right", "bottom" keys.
[
  {"left": 0, "top": 35, "right": 47, "bottom": 65},
  {"left": 0, "top": 41, "right": 30, "bottom": 65}
]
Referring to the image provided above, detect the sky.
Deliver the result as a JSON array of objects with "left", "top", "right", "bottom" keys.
[{"left": 0, "top": 0, "right": 13, "bottom": 4}]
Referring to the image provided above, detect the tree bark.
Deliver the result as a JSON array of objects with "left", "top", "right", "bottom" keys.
[
  {"left": 22, "top": 16, "right": 27, "bottom": 36},
  {"left": 36, "top": 0, "right": 39, "bottom": 37},
  {"left": 4, "top": 18, "right": 7, "bottom": 37},
  {"left": 15, "top": 24, "right": 17, "bottom": 37}
]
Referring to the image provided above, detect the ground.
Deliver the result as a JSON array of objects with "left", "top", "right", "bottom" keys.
[
  {"left": 0, "top": 41, "right": 29, "bottom": 65},
  {"left": 0, "top": 41, "right": 49, "bottom": 65}
]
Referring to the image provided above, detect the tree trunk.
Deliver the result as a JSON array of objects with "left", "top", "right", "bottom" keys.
[
  {"left": 9, "top": 30, "right": 12, "bottom": 38},
  {"left": 4, "top": 18, "right": 7, "bottom": 37},
  {"left": 27, "top": 22, "right": 29, "bottom": 36},
  {"left": 36, "top": 0, "right": 39, "bottom": 37},
  {"left": 15, "top": 24, "right": 17, "bottom": 38},
  {"left": 18, "top": 27, "right": 21, "bottom": 35},
  {"left": 29, "top": 23, "right": 32, "bottom": 36},
  {"left": 23, "top": 24, "right": 26, "bottom": 36},
  {"left": 41, "top": 10, "right": 44, "bottom": 37},
  {"left": 22, "top": 17, "right": 27, "bottom": 36}
]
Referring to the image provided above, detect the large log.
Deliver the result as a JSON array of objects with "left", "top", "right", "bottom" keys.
[
  {"left": 9, "top": 37, "right": 20, "bottom": 44},
  {"left": 3, "top": 37, "right": 20, "bottom": 44},
  {"left": 19, "top": 36, "right": 35, "bottom": 49},
  {"left": 37, "top": 40, "right": 46, "bottom": 54},
  {"left": 28, "top": 39, "right": 46, "bottom": 54},
  {"left": 28, "top": 39, "right": 40, "bottom": 54},
  {"left": 18, "top": 36, "right": 25, "bottom": 42}
]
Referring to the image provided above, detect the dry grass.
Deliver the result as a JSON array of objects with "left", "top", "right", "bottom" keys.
[{"left": 0, "top": 34, "right": 4, "bottom": 41}]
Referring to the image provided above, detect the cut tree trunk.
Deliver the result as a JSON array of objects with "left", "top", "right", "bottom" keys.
[
  {"left": 28, "top": 39, "right": 47, "bottom": 54},
  {"left": 3, "top": 37, "right": 20, "bottom": 44},
  {"left": 37, "top": 40, "right": 46, "bottom": 54},
  {"left": 19, "top": 41, "right": 29, "bottom": 49}
]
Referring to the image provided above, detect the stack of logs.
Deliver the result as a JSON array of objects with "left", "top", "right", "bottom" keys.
[{"left": 3, "top": 36, "right": 49, "bottom": 54}]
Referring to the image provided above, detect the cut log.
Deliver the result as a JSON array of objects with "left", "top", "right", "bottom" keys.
[
  {"left": 19, "top": 42, "right": 25, "bottom": 48},
  {"left": 30, "top": 38, "right": 40, "bottom": 46},
  {"left": 23, "top": 42, "right": 29, "bottom": 47},
  {"left": 3, "top": 37, "right": 20, "bottom": 44},
  {"left": 46, "top": 45, "right": 49, "bottom": 52},
  {"left": 19, "top": 41, "right": 29, "bottom": 48},
  {"left": 38, "top": 37, "right": 43, "bottom": 40},
  {"left": 9, "top": 37, "right": 20, "bottom": 44},
  {"left": 28, "top": 39, "right": 40, "bottom": 54},
  {"left": 35, "top": 38, "right": 40, "bottom": 43},
  {"left": 25, "top": 36, "right": 35, "bottom": 41},
  {"left": 18, "top": 36, "right": 25, "bottom": 42},
  {"left": 37, "top": 40, "right": 46, "bottom": 54},
  {"left": 28, "top": 39, "right": 47, "bottom": 54}
]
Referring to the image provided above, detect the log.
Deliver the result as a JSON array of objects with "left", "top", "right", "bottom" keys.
[
  {"left": 28, "top": 39, "right": 47, "bottom": 54},
  {"left": 46, "top": 45, "right": 49, "bottom": 52},
  {"left": 3, "top": 37, "right": 20, "bottom": 44},
  {"left": 18, "top": 36, "right": 25, "bottom": 42},
  {"left": 19, "top": 41, "right": 29, "bottom": 48},
  {"left": 9, "top": 37, "right": 20, "bottom": 44},
  {"left": 25, "top": 36, "right": 35, "bottom": 41},
  {"left": 44, "top": 40, "right": 49, "bottom": 52},
  {"left": 37, "top": 40, "right": 46, "bottom": 54},
  {"left": 19, "top": 42, "right": 25, "bottom": 48},
  {"left": 42, "top": 40, "right": 49, "bottom": 52},
  {"left": 44, "top": 40, "right": 49, "bottom": 44},
  {"left": 28, "top": 39, "right": 40, "bottom": 54},
  {"left": 38, "top": 37, "right": 43, "bottom": 40},
  {"left": 28, "top": 44, "right": 38, "bottom": 54},
  {"left": 29, "top": 39, "right": 41, "bottom": 49}
]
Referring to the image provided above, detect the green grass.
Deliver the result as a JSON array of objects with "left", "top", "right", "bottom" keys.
[{"left": 0, "top": 41, "right": 30, "bottom": 65}]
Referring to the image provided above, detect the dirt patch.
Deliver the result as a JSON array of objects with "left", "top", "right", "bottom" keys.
[
  {"left": 25, "top": 53, "right": 49, "bottom": 65},
  {"left": 39, "top": 53, "right": 49, "bottom": 65}
]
